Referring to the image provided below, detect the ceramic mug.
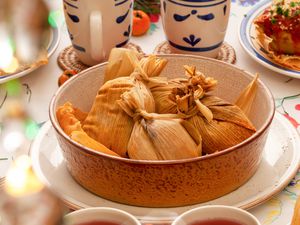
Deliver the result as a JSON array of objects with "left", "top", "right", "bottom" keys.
[
  {"left": 63, "top": 0, "right": 133, "bottom": 66},
  {"left": 172, "top": 205, "right": 261, "bottom": 225},
  {"left": 160, "top": 0, "right": 231, "bottom": 58},
  {"left": 64, "top": 207, "right": 141, "bottom": 225}
]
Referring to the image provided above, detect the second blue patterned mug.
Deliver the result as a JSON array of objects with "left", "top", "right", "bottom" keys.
[
  {"left": 63, "top": 0, "right": 133, "bottom": 66},
  {"left": 161, "top": 0, "right": 230, "bottom": 58}
]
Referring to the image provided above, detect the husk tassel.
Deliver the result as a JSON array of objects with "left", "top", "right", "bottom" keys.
[
  {"left": 118, "top": 89, "right": 202, "bottom": 160},
  {"left": 235, "top": 73, "right": 259, "bottom": 117}
]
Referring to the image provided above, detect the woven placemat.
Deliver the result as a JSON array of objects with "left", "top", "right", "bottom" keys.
[
  {"left": 57, "top": 42, "right": 144, "bottom": 72},
  {"left": 153, "top": 41, "right": 236, "bottom": 64}
]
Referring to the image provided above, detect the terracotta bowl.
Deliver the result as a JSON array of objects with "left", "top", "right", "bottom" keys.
[{"left": 49, "top": 54, "right": 275, "bottom": 207}]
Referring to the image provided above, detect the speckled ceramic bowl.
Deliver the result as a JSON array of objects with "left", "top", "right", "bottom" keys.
[{"left": 49, "top": 54, "right": 275, "bottom": 207}]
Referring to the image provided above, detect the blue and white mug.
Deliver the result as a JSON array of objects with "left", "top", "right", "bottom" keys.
[
  {"left": 63, "top": 0, "right": 133, "bottom": 66},
  {"left": 161, "top": 0, "right": 231, "bottom": 58}
]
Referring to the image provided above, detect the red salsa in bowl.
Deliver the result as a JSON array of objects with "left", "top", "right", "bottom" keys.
[
  {"left": 189, "top": 219, "right": 245, "bottom": 225},
  {"left": 75, "top": 221, "right": 121, "bottom": 225}
]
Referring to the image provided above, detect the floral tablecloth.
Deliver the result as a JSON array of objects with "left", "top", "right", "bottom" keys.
[{"left": 0, "top": 0, "right": 300, "bottom": 224}]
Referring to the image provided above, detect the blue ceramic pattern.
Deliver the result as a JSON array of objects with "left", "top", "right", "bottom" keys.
[
  {"left": 173, "top": 13, "right": 191, "bottom": 21},
  {"left": 183, "top": 35, "right": 201, "bottom": 46},
  {"left": 64, "top": 0, "right": 132, "bottom": 53},
  {"left": 116, "top": 39, "right": 129, "bottom": 47},
  {"left": 197, "top": 13, "right": 214, "bottom": 20},
  {"left": 67, "top": 13, "right": 79, "bottom": 23},
  {"left": 115, "top": 0, "right": 129, "bottom": 6},
  {"left": 167, "top": 0, "right": 227, "bottom": 8},
  {"left": 116, "top": 1, "right": 132, "bottom": 46},
  {"left": 72, "top": 44, "right": 86, "bottom": 52},
  {"left": 167, "top": 0, "right": 228, "bottom": 53},
  {"left": 64, "top": 0, "right": 86, "bottom": 52},
  {"left": 174, "top": 11, "right": 215, "bottom": 22},
  {"left": 116, "top": 3, "right": 132, "bottom": 24},
  {"left": 223, "top": 5, "right": 227, "bottom": 15},
  {"left": 64, "top": 0, "right": 80, "bottom": 23},
  {"left": 123, "top": 25, "right": 131, "bottom": 37},
  {"left": 68, "top": 30, "right": 74, "bottom": 40},
  {"left": 63, "top": 0, "right": 78, "bottom": 9},
  {"left": 169, "top": 40, "right": 223, "bottom": 52},
  {"left": 163, "top": 1, "right": 167, "bottom": 13},
  {"left": 231, "top": 0, "right": 260, "bottom": 7}
]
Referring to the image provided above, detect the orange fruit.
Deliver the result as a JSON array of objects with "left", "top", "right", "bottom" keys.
[
  {"left": 132, "top": 10, "right": 151, "bottom": 36},
  {"left": 58, "top": 70, "right": 77, "bottom": 87}
]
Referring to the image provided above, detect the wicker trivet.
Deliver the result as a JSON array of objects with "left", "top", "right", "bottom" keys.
[
  {"left": 153, "top": 41, "right": 236, "bottom": 64},
  {"left": 57, "top": 42, "right": 144, "bottom": 72}
]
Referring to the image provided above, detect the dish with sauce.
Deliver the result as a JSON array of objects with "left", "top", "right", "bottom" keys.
[
  {"left": 255, "top": 0, "right": 300, "bottom": 70},
  {"left": 239, "top": 0, "right": 300, "bottom": 78}
]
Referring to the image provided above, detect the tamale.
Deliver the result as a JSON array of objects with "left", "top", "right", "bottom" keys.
[
  {"left": 83, "top": 52, "right": 169, "bottom": 157},
  {"left": 104, "top": 48, "right": 168, "bottom": 82},
  {"left": 103, "top": 48, "right": 140, "bottom": 83},
  {"left": 118, "top": 88, "right": 202, "bottom": 160},
  {"left": 56, "top": 102, "right": 85, "bottom": 136},
  {"left": 150, "top": 66, "right": 256, "bottom": 154},
  {"left": 82, "top": 74, "right": 155, "bottom": 157},
  {"left": 56, "top": 102, "right": 119, "bottom": 157},
  {"left": 70, "top": 131, "right": 120, "bottom": 157}
]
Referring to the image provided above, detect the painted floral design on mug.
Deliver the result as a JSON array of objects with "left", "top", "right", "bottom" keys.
[
  {"left": 63, "top": 0, "right": 133, "bottom": 66},
  {"left": 161, "top": 0, "right": 231, "bottom": 58}
]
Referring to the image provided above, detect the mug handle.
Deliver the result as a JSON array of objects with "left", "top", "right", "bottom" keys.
[{"left": 90, "top": 11, "right": 103, "bottom": 61}]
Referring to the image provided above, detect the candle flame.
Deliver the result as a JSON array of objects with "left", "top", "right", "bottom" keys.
[
  {"left": 0, "top": 37, "right": 14, "bottom": 71},
  {"left": 5, "top": 155, "right": 44, "bottom": 197}
]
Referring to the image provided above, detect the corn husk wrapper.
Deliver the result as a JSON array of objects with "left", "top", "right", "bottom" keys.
[
  {"left": 150, "top": 66, "right": 256, "bottom": 154},
  {"left": 118, "top": 88, "right": 202, "bottom": 160},
  {"left": 56, "top": 102, "right": 119, "bottom": 157},
  {"left": 83, "top": 52, "right": 168, "bottom": 157},
  {"left": 56, "top": 102, "right": 86, "bottom": 136},
  {"left": 235, "top": 73, "right": 259, "bottom": 117},
  {"left": 70, "top": 131, "right": 120, "bottom": 157},
  {"left": 104, "top": 48, "right": 168, "bottom": 82},
  {"left": 104, "top": 48, "right": 140, "bottom": 83},
  {"left": 82, "top": 73, "right": 155, "bottom": 157}
]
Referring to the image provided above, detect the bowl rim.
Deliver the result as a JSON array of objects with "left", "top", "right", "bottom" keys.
[
  {"left": 49, "top": 53, "right": 275, "bottom": 165},
  {"left": 171, "top": 205, "right": 261, "bottom": 225},
  {"left": 64, "top": 207, "right": 141, "bottom": 225}
]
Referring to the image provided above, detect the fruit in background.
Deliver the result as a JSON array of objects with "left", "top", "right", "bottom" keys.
[
  {"left": 58, "top": 70, "right": 78, "bottom": 87},
  {"left": 132, "top": 10, "right": 151, "bottom": 36},
  {"left": 149, "top": 14, "right": 159, "bottom": 23}
]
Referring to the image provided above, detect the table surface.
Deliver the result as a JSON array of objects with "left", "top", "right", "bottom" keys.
[{"left": 1, "top": 0, "right": 300, "bottom": 224}]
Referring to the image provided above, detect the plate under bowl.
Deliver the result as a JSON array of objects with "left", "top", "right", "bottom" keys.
[{"left": 49, "top": 54, "right": 275, "bottom": 207}]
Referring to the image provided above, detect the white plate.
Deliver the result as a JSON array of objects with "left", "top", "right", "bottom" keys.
[
  {"left": 238, "top": 0, "right": 300, "bottom": 79},
  {"left": 0, "top": 23, "right": 60, "bottom": 84},
  {"left": 30, "top": 112, "right": 300, "bottom": 223}
]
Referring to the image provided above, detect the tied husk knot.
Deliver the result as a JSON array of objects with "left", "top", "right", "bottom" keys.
[
  {"left": 150, "top": 65, "right": 257, "bottom": 154},
  {"left": 118, "top": 86, "right": 202, "bottom": 160},
  {"left": 170, "top": 65, "right": 218, "bottom": 122},
  {"left": 118, "top": 87, "right": 182, "bottom": 122}
]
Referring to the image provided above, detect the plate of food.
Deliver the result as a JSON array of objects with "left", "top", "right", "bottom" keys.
[
  {"left": 0, "top": 22, "right": 60, "bottom": 84},
  {"left": 30, "top": 49, "right": 300, "bottom": 222},
  {"left": 30, "top": 112, "right": 300, "bottom": 223},
  {"left": 239, "top": 0, "right": 300, "bottom": 78}
]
